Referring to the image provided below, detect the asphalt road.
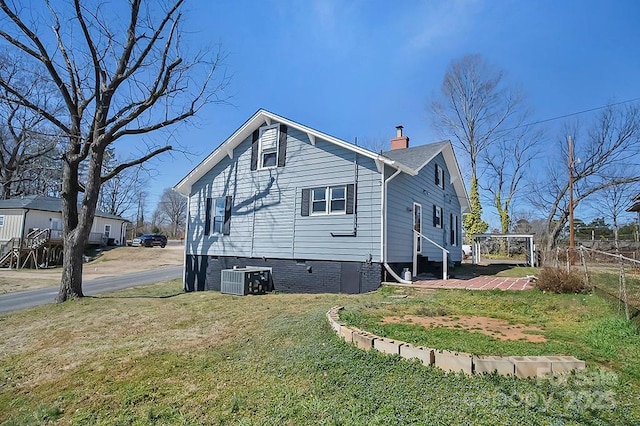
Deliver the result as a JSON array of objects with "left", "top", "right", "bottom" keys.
[{"left": 0, "top": 265, "right": 182, "bottom": 314}]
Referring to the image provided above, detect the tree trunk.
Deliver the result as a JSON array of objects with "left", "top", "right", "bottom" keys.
[{"left": 56, "top": 234, "right": 85, "bottom": 301}]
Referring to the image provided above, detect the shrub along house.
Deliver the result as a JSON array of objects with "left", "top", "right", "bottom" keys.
[{"left": 174, "top": 110, "right": 469, "bottom": 293}]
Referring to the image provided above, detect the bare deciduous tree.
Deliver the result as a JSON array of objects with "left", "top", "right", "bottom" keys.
[
  {"left": 0, "top": 0, "right": 227, "bottom": 301},
  {"left": 593, "top": 183, "right": 638, "bottom": 249},
  {"left": 430, "top": 54, "right": 525, "bottom": 239},
  {"left": 0, "top": 56, "right": 60, "bottom": 198},
  {"left": 531, "top": 105, "right": 640, "bottom": 250},
  {"left": 98, "top": 148, "right": 148, "bottom": 218},
  {"left": 154, "top": 187, "right": 187, "bottom": 238},
  {"left": 482, "top": 125, "right": 541, "bottom": 237}
]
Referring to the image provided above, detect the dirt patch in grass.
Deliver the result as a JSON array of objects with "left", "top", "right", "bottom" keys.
[{"left": 381, "top": 315, "right": 547, "bottom": 343}]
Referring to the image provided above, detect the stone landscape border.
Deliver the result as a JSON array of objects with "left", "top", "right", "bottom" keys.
[{"left": 326, "top": 306, "right": 586, "bottom": 378}]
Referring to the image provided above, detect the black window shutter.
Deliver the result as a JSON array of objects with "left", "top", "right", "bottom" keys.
[
  {"left": 433, "top": 205, "right": 437, "bottom": 227},
  {"left": 223, "top": 196, "right": 232, "bottom": 235},
  {"left": 250, "top": 129, "right": 259, "bottom": 171},
  {"left": 456, "top": 216, "right": 460, "bottom": 246},
  {"left": 434, "top": 164, "right": 438, "bottom": 186},
  {"left": 346, "top": 184, "right": 355, "bottom": 214},
  {"left": 301, "top": 189, "right": 310, "bottom": 216},
  {"left": 277, "top": 124, "right": 287, "bottom": 167},
  {"left": 204, "top": 198, "right": 212, "bottom": 236}
]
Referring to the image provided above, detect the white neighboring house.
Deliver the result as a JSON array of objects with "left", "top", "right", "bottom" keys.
[{"left": 0, "top": 195, "right": 128, "bottom": 246}]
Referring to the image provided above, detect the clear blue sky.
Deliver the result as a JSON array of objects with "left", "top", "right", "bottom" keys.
[{"left": 141, "top": 0, "right": 640, "bottom": 227}]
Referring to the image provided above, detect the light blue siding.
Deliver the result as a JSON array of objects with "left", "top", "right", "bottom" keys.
[
  {"left": 186, "top": 126, "right": 382, "bottom": 263},
  {"left": 386, "top": 153, "right": 462, "bottom": 263}
]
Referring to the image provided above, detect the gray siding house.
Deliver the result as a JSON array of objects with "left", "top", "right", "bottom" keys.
[{"left": 174, "top": 110, "right": 469, "bottom": 293}]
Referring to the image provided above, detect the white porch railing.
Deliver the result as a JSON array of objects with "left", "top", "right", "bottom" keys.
[{"left": 413, "top": 230, "right": 449, "bottom": 280}]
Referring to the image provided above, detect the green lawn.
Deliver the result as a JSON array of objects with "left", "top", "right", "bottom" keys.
[{"left": 0, "top": 281, "right": 638, "bottom": 425}]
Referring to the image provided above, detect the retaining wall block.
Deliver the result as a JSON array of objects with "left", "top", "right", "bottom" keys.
[
  {"left": 339, "top": 326, "right": 355, "bottom": 343},
  {"left": 399, "top": 343, "right": 435, "bottom": 366},
  {"left": 373, "top": 337, "right": 402, "bottom": 355},
  {"left": 434, "top": 350, "right": 474, "bottom": 375},
  {"left": 473, "top": 355, "right": 515, "bottom": 376},
  {"left": 353, "top": 332, "right": 376, "bottom": 351},
  {"left": 329, "top": 319, "right": 341, "bottom": 334},
  {"left": 547, "top": 356, "right": 586, "bottom": 373},
  {"left": 510, "top": 356, "right": 552, "bottom": 378}
]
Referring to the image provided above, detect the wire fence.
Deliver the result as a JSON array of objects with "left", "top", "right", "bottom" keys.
[{"left": 573, "top": 247, "right": 640, "bottom": 321}]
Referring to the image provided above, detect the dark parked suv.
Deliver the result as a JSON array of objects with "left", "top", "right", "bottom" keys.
[{"left": 132, "top": 234, "right": 167, "bottom": 248}]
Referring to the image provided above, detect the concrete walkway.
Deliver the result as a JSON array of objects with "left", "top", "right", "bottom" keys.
[{"left": 391, "top": 275, "right": 535, "bottom": 291}]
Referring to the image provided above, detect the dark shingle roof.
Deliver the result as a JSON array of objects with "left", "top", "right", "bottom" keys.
[
  {"left": 0, "top": 195, "right": 127, "bottom": 221},
  {"left": 381, "top": 141, "right": 450, "bottom": 171}
]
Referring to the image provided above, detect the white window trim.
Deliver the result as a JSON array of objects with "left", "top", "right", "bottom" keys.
[
  {"left": 435, "top": 205, "right": 442, "bottom": 229},
  {"left": 413, "top": 202, "right": 422, "bottom": 254},
  {"left": 328, "top": 186, "right": 347, "bottom": 215},
  {"left": 436, "top": 164, "right": 445, "bottom": 189},
  {"left": 258, "top": 124, "right": 280, "bottom": 170},
  {"left": 212, "top": 197, "right": 226, "bottom": 235},
  {"left": 309, "top": 185, "right": 347, "bottom": 215},
  {"left": 104, "top": 224, "right": 111, "bottom": 237},
  {"left": 451, "top": 214, "right": 458, "bottom": 246}
]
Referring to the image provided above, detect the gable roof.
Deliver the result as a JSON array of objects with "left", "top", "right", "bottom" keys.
[
  {"left": 382, "top": 141, "right": 470, "bottom": 213},
  {"left": 174, "top": 109, "right": 470, "bottom": 212},
  {"left": 0, "top": 195, "right": 128, "bottom": 221}
]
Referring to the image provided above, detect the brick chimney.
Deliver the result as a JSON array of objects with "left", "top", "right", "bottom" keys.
[{"left": 390, "top": 125, "right": 409, "bottom": 150}]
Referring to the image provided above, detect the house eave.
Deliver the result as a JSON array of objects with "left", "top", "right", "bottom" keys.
[{"left": 174, "top": 109, "right": 416, "bottom": 195}]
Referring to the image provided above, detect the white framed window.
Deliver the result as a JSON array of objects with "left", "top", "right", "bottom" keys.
[
  {"left": 435, "top": 164, "right": 445, "bottom": 189},
  {"left": 104, "top": 224, "right": 111, "bottom": 238},
  {"left": 434, "top": 205, "right": 442, "bottom": 228},
  {"left": 310, "top": 186, "right": 347, "bottom": 215},
  {"left": 205, "top": 196, "right": 233, "bottom": 236},
  {"left": 259, "top": 125, "right": 279, "bottom": 169},
  {"left": 450, "top": 214, "right": 458, "bottom": 246},
  {"left": 329, "top": 186, "right": 346, "bottom": 214},
  {"left": 413, "top": 203, "right": 422, "bottom": 254},
  {"left": 212, "top": 197, "right": 226, "bottom": 234},
  {"left": 311, "top": 188, "right": 327, "bottom": 214},
  {"left": 0, "top": 215, "right": 4, "bottom": 227}
]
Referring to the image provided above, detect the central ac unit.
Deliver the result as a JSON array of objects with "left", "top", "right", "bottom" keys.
[{"left": 220, "top": 267, "right": 272, "bottom": 295}]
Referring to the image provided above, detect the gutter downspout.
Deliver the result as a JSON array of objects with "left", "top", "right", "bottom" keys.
[{"left": 381, "top": 167, "right": 412, "bottom": 284}]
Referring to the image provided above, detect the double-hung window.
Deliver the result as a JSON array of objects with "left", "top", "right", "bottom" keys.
[
  {"left": 251, "top": 124, "right": 288, "bottom": 171},
  {"left": 435, "top": 164, "right": 445, "bottom": 189},
  {"left": 302, "top": 185, "right": 354, "bottom": 216},
  {"left": 205, "top": 196, "right": 233, "bottom": 236},
  {"left": 259, "top": 125, "right": 279, "bottom": 169},
  {"left": 310, "top": 186, "right": 347, "bottom": 215},
  {"left": 450, "top": 214, "right": 458, "bottom": 245},
  {"left": 433, "top": 205, "right": 442, "bottom": 228}
]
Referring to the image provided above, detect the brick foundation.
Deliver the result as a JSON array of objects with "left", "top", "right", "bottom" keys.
[{"left": 184, "top": 255, "right": 382, "bottom": 294}]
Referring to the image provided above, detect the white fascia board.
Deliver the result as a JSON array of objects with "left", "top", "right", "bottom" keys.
[
  {"left": 412, "top": 141, "right": 470, "bottom": 214},
  {"left": 174, "top": 109, "right": 416, "bottom": 195},
  {"left": 444, "top": 143, "right": 471, "bottom": 214}
]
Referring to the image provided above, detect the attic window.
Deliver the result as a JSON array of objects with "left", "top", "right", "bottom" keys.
[
  {"left": 251, "top": 124, "right": 288, "bottom": 171},
  {"left": 435, "top": 164, "right": 445, "bottom": 189},
  {"left": 259, "top": 125, "right": 279, "bottom": 168}
]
